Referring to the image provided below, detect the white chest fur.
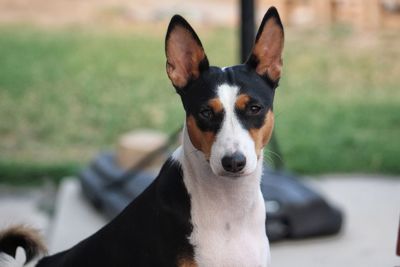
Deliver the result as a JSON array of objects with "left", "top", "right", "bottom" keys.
[
  {"left": 187, "top": 186, "right": 270, "bottom": 267},
  {"left": 173, "top": 130, "right": 271, "bottom": 267}
]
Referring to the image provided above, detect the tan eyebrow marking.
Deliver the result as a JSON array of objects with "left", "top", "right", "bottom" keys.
[
  {"left": 235, "top": 94, "right": 250, "bottom": 110},
  {"left": 208, "top": 98, "right": 223, "bottom": 113}
]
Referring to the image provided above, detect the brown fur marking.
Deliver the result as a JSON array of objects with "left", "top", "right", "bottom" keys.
[
  {"left": 235, "top": 94, "right": 250, "bottom": 110},
  {"left": 166, "top": 25, "right": 206, "bottom": 88},
  {"left": 249, "top": 110, "right": 274, "bottom": 157},
  {"left": 186, "top": 115, "right": 216, "bottom": 159},
  {"left": 208, "top": 98, "right": 223, "bottom": 113}
]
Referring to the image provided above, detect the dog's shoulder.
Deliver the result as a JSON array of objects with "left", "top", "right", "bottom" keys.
[{"left": 36, "top": 157, "right": 195, "bottom": 267}]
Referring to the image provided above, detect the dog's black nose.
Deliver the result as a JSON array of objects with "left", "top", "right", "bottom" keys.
[{"left": 221, "top": 152, "right": 246, "bottom": 173}]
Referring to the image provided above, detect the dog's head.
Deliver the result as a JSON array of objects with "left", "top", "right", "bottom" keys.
[{"left": 165, "top": 7, "right": 284, "bottom": 177}]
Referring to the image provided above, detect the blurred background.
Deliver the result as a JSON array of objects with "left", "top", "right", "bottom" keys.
[{"left": 0, "top": 0, "right": 399, "bottom": 266}]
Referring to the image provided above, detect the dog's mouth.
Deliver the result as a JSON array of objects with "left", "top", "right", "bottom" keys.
[{"left": 215, "top": 169, "right": 248, "bottom": 179}]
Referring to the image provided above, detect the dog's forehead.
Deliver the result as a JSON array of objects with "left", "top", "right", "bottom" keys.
[
  {"left": 184, "top": 65, "right": 274, "bottom": 105},
  {"left": 221, "top": 65, "right": 275, "bottom": 100}
]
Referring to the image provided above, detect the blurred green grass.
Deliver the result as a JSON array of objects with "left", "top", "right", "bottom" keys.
[{"left": 0, "top": 25, "right": 399, "bottom": 184}]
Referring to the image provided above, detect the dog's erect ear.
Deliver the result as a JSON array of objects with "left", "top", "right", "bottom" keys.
[
  {"left": 246, "top": 7, "right": 284, "bottom": 82},
  {"left": 165, "top": 15, "right": 209, "bottom": 89}
]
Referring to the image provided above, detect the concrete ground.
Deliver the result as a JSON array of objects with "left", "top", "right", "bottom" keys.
[
  {"left": 0, "top": 175, "right": 399, "bottom": 266},
  {"left": 271, "top": 175, "right": 400, "bottom": 267}
]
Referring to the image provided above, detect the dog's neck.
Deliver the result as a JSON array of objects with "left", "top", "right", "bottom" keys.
[
  {"left": 173, "top": 125, "right": 264, "bottom": 216},
  {"left": 173, "top": 126, "right": 269, "bottom": 266}
]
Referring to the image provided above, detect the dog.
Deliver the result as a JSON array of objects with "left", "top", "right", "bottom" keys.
[{"left": 0, "top": 6, "right": 284, "bottom": 267}]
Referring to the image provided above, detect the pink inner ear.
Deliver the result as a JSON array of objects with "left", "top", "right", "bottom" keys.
[
  {"left": 253, "top": 18, "right": 284, "bottom": 81},
  {"left": 166, "top": 26, "right": 205, "bottom": 88}
]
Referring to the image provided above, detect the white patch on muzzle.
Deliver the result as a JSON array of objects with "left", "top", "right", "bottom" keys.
[{"left": 209, "top": 84, "right": 258, "bottom": 177}]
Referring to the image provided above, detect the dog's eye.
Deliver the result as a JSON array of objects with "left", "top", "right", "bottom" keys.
[
  {"left": 199, "top": 108, "right": 214, "bottom": 120},
  {"left": 247, "top": 104, "right": 263, "bottom": 115}
]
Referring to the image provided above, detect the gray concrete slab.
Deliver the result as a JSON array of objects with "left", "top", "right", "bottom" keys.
[
  {"left": 48, "top": 179, "right": 107, "bottom": 253},
  {"left": 271, "top": 175, "right": 400, "bottom": 267},
  {"left": 0, "top": 185, "right": 54, "bottom": 239}
]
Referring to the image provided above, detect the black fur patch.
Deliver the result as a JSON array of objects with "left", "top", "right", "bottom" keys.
[{"left": 36, "top": 159, "right": 193, "bottom": 267}]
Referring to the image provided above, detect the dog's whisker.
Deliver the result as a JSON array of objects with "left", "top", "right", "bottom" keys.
[
  {"left": 262, "top": 148, "right": 283, "bottom": 168},
  {"left": 262, "top": 154, "right": 274, "bottom": 167},
  {"left": 264, "top": 148, "right": 282, "bottom": 161}
]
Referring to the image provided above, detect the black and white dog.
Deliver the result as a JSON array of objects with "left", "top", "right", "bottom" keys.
[{"left": 0, "top": 6, "right": 284, "bottom": 267}]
